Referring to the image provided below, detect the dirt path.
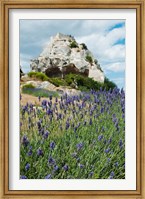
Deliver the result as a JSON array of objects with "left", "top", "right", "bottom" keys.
[{"left": 20, "top": 93, "right": 54, "bottom": 106}]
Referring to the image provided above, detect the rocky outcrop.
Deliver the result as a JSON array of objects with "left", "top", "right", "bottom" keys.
[{"left": 30, "top": 33, "right": 104, "bottom": 83}]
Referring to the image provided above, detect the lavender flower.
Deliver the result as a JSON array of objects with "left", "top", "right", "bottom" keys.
[
  {"left": 63, "top": 165, "right": 68, "bottom": 171},
  {"left": 114, "top": 162, "right": 119, "bottom": 167},
  {"left": 54, "top": 165, "right": 59, "bottom": 171},
  {"left": 21, "top": 135, "right": 29, "bottom": 147},
  {"left": 27, "top": 148, "right": 32, "bottom": 156},
  {"left": 48, "top": 157, "right": 55, "bottom": 165},
  {"left": 25, "top": 163, "right": 30, "bottom": 171},
  {"left": 98, "top": 135, "right": 103, "bottom": 141},
  {"left": 109, "top": 171, "right": 115, "bottom": 179},
  {"left": 104, "top": 148, "right": 110, "bottom": 153},
  {"left": 89, "top": 118, "right": 92, "bottom": 125},
  {"left": 37, "top": 148, "right": 43, "bottom": 156},
  {"left": 76, "top": 143, "right": 83, "bottom": 151},
  {"left": 50, "top": 141, "right": 55, "bottom": 150},
  {"left": 78, "top": 163, "right": 84, "bottom": 169},
  {"left": 45, "top": 174, "right": 51, "bottom": 179},
  {"left": 66, "top": 121, "right": 70, "bottom": 130},
  {"left": 20, "top": 175, "right": 27, "bottom": 179},
  {"left": 119, "top": 139, "right": 123, "bottom": 149},
  {"left": 43, "top": 130, "right": 50, "bottom": 139},
  {"left": 89, "top": 171, "right": 94, "bottom": 177}
]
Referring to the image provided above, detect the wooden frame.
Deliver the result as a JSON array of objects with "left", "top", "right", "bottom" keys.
[{"left": 0, "top": 0, "right": 144, "bottom": 198}]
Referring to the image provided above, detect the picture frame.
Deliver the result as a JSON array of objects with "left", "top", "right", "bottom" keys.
[{"left": 0, "top": 0, "right": 145, "bottom": 198}]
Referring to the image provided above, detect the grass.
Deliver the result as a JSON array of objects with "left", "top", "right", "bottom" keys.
[
  {"left": 22, "top": 87, "right": 59, "bottom": 98},
  {"left": 28, "top": 72, "right": 49, "bottom": 81}
]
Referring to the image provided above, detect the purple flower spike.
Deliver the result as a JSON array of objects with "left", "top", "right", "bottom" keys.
[
  {"left": 63, "top": 165, "right": 68, "bottom": 171},
  {"left": 48, "top": 157, "right": 55, "bottom": 165},
  {"left": 37, "top": 148, "right": 43, "bottom": 156},
  {"left": 78, "top": 163, "right": 84, "bottom": 169},
  {"left": 21, "top": 135, "right": 29, "bottom": 147},
  {"left": 89, "top": 118, "right": 92, "bottom": 125},
  {"left": 43, "top": 131, "right": 50, "bottom": 139},
  {"left": 20, "top": 175, "right": 27, "bottom": 179},
  {"left": 50, "top": 141, "right": 55, "bottom": 150},
  {"left": 25, "top": 163, "right": 30, "bottom": 171},
  {"left": 110, "top": 171, "right": 115, "bottom": 179},
  {"left": 119, "top": 139, "right": 123, "bottom": 149},
  {"left": 45, "top": 174, "right": 51, "bottom": 179},
  {"left": 114, "top": 162, "right": 119, "bottom": 167},
  {"left": 76, "top": 142, "right": 83, "bottom": 151},
  {"left": 104, "top": 148, "right": 110, "bottom": 153},
  {"left": 54, "top": 165, "right": 59, "bottom": 171},
  {"left": 27, "top": 148, "right": 32, "bottom": 156},
  {"left": 89, "top": 171, "right": 94, "bottom": 177},
  {"left": 98, "top": 135, "right": 103, "bottom": 141}
]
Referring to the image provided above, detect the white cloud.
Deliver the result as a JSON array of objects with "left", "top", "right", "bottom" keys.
[
  {"left": 80, "top": 20, "right": 124, "bottom": 35},
  {"left": 103, "top": 62, "right": 125, "bottom": 72},
  {"left": 76, "top": 26, "right": 125, "bottom": 63}
]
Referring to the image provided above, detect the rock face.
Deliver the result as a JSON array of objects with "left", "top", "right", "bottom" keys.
[{"left": 30, "top": 33, "right": 104, "bottom": 83}]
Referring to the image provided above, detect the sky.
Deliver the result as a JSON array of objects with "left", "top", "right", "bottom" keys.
[{"left": 20, "top": 19, "right": 125, "bottom": 88}]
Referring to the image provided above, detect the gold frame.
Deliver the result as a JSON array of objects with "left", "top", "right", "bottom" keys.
[{"left": 0, "top": 0, "right": 145, "bottom": 198}]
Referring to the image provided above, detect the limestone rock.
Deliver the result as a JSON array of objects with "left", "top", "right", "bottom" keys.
[
  {"left": 22, "top": 81, "right": 56, "bottom": 91},
  {"left": 30, "top": 33, "right": 104, "bottom": 83}
]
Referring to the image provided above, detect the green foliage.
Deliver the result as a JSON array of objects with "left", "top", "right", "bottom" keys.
[
  {"left": 22, "top": 87, "right": 59, "bottom": 98},
  {"left": 49, "top": 78, "right": 67, "bottom": 87},
  {"left": 64, "top": 74, "right": 116, "bottom": 91},
  {"left": 86, "top": 55, "right": 93, "bottom": 64},
  {"left": 22, "top": 83, "right": 35, "bottom": 89},
  {"left": 80, "top": 43, "right": 88, "bottom": 50},
  {"left": 27, "top": 71, "right": 116, "bottom": 92},
  {"left": 64, "top": 73, "right": 103, "bottom": 91},
  {"left": 103, "top": 78, "right": 117, "bottom": 90},
  {"left": 28, "top": 72, "right": 49, "bottom": 81},
  {"left": 70, "top": 41, "right": 78, "bottom": 48}
]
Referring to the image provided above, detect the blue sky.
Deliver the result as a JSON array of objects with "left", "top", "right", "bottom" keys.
[{"left": 20, "top": 19, "right": 125, "bottom": 88}]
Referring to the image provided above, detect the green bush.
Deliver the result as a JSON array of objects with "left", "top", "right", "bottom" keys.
[
  {"left": 64, "top": 73, "right": 76, "bottom": 85},
  {"left": 80, "top": 43, "right": 88, "bottom": 50},
  {"left": 70, "top": 41, "right": 78, "bottom": 48},
  {"left": 49, "top": 78, "right": 67, "bottom": 87},
  {"left": 27, "top": 72, "right": 49, "bottom": 81},
  {"left": 22, "top": 83, "right": 35, "bottom": 89},
  {"left": 27, "top": 71, "right": 117, "bottom": 92},
  {"left": 64, "top": 73, "right": 103, "bottom": 91},
  {"left": 64, "top": 73, "right": 116, "bottom": 91},
  {"left": 103, "top": 77, "right": 116, "bottom": 90},
  {"left": 86, "top": 55, "right": 93, "bottom": 64}
]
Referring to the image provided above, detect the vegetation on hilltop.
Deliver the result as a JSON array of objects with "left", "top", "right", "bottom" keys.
[{"left": 27, "top": 71, "right": 117, "bottom": 92}]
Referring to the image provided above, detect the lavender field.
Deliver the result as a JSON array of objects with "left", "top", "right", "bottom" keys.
[{"left": 20, "top": 87, "right": 125, "bottom": 179}]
